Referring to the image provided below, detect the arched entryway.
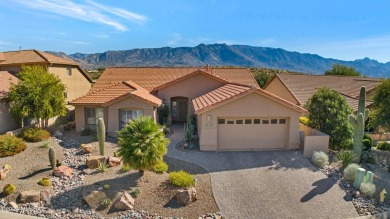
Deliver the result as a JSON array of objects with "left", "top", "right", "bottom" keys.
[{"left": 170, "top": 97, "right": 188, "bottom": 122}]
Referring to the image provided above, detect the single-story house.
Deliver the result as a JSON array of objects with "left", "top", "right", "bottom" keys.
[
  {"left": 71, "top": 67, "right": 307, "bottom": 151},
  {"left": 263, "top": 74, "right": 382, "bottom": 111},
  {"left": 0, "top": 71, "right": 19, "bottom": 133}
]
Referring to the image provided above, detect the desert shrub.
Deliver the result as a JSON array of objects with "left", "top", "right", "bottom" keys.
[
  {"left": 121, "top": 164, "right": 132, "bottom": 172},
  {"left": 337, "top": 150, "right": 358, "bottom": 167},
  {"left": 343, "top": 163, "right": 360, "bottom": 183},
  {"left": 377, "top": 141, "right": 390, "bottom": 150},
  {"left": 0, "top": 134, "right": 27, "bottom": 157},
  {"left": 2, "top": 184, "right": 16, "bottom": 195},
  {"left": 97, "top": 161, "right": 109, "bottom": 173},
  {"left": 299, "top": 116, "right": 310, "bottom": 126},
  {"left": 38, "top": 178, "right": 51, "bottom": 187},
  {"left": 131, "top": 188, "right": 140, "bottom": 198},
  {"left": 169, "top": 170, "right": 194, "bottom": 188},
  {"left": 311, "top": 151, "right": 329, "bottom": 168},
  {"left": 100, "top": 198, "right": 110, "bottom": 208},
  {"left": 151, "top": 161, "right": 168, "bottom": 174},
  {"left": 40, "top": 141, "right": 50, "bottom": 149},
  {"left": 363, "top": 139, "right": 372, "bottom": 152},
  {"left": 363, "top": 134, "right": 373, "bottom": 148},
  {"left": 18, "top": 128, "right": 50, "bottom": 142},
  {"left": 360, "top": 182, "right": 376, "bottom": 197}
]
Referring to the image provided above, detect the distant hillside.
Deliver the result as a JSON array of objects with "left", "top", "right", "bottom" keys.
[{"left": 46, "top": 44, "right": 390, "bottom": 77}]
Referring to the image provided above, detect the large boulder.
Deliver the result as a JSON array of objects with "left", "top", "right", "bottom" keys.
[
  {"left": 53, "top": 166, "right": 73, "bottom": 177},
  {"left": 84, "top": 191, "right": 107, "bottom": 209},
  {"left": 86, "top": 156, "right": 106, "bottom": 169},
  {"left": 18, "top": 190, "right": 41, "bottom": 203},
  {"left": 176, "top": 187, "right": 197, "bottom": 206},
  {"left": 81, "top": 144, "right": 93, "bottom": 154},
  {"left": 0, "top": 164, "right": 11, "bottom": 180},
  {"left": 113, "top": 192, "right": 135, "bottom": 211},
  {"left": 108, "top": 156, "right": 121, "bottom": 167}
]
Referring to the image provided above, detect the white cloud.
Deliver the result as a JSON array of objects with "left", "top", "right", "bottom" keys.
[
  {"left": 69, "top": 41, "right": 90, "bottom": 45},
  {"left": 9, "top": 0, "right": 147, "bottom": 31},
  {"left": 167, "top": 33, "right": 182, "bottom": 46}
]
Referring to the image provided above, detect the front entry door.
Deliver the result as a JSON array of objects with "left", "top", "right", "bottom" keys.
[{"left": 171, "top": 97, "right": 188, "bottom": 122}]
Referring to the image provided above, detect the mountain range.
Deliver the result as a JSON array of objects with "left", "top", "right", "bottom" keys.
[{"left": 47, "top": 43, "right": 390, "bottom": 78}]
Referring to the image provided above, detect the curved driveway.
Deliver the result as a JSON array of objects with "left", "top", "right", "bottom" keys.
[{"left": 166, "top": 125, "right": 358, "bottom": 219}]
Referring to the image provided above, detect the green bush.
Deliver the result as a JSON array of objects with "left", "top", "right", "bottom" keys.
[
  {"left": 337, "top": 150, "right": 358, "bottom": 167},
  {"left": 360, "top": 182, "right": 376, "bottom": 197},
  {"left": 151, "top": 161, "right": 168, "bottom": 174},
  {"left": 363, "top": 134, "right": 373, "bottom": 147},
  {"left": 343, "top": 163, "right": 360, "bottom": 183},
  {"left": 18, "top": 128, "right": 50, "bottom": 142},
  {"left": 3, "top": 184, "right": 16, "bottom": 195},
  {"left": 377, "top": 141, "right": 390, "bottom": 150},
  {"left": 131, "top": 188, "right": 140, "bottom": 198},
  {"left": 169, "top": 170, "right": 194, "bottom": 188},
  {"left": 311, "top": 151, "right": 329, "bottom": 168},
  {"left": 0, "top": 134, "right": 27, "bottom": 157},
  {"left": 363, "top": 139, "right": 372, "bottom": 152}
]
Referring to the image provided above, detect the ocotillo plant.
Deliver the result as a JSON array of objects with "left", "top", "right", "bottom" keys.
[
  {"left": 349, "top": 86, "right": 369, "bottom": 161},
  {"left": 48, "top": 147, "right": 56, "bottom": 170},
  {"left": 97, "top": 118, "right": 106, "bottom": 156}
]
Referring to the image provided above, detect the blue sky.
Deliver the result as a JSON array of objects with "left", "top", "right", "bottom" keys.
[{"left": 1, "top": 0, "right": 390, "bottom": 62}]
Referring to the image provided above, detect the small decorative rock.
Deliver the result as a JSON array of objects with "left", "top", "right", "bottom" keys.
[
  {"left": 18, "top": 190, "right": 41, "bottom": 203},
  {"left": 352, "top": 190, "right": 360, "bottom": 198},
  {"left": 85, "top": 156, "right": 106, "bottom": 169},
  {"left": 81, "top": 168, "right": 95, "bottom": 175},
  {"left": 80, "top": 144, "right": 93, "bottom": 154},
  {"left": 113, "top": 192, "right": 135, "bottom": 211},
  {"left": 0, "top": 164, "right": 11, "bottom": 180},
  {"left": 108, "top": 156, "right": 121, "bottom": 167},
  {"left": 53, "top": 166, "right": 73, "bottom": 177},
  {"left": 6, "top": 202, "right": 18, "bottom": 209},
  {"left": 176, "top": 187, "right": 197, "bottom": 206},
  {"left": 84, "top": 191, "right": 107, "bottom": 209},
  {"left": 40, "top": 190, "right": 51, "bottom": 202}
]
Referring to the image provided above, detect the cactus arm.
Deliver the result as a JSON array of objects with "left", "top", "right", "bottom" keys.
[
  {"left": 364, "top": 109, "right": 370, "bottom": 121},
  {"left": 357, "top": 86, "right": 366, "bottom": 114},
  {"left": 97, "top": 118, "right": 106, "bottom": 156},
  {"left": 349, "top": 115, "right": 357, "bottom": 128}
]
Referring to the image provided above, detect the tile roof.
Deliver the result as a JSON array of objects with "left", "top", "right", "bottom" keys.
[
  {"left": 0, "top": 71, "right": 18, "bottom": 98},
  {"left": 267, "top": 74, "right": 381, "bottom": 110},
  {"left": 90, "top": 67, "right": 259, "bottom": 92},
  {"left": 70, "top": 81, "right": 161, "bottom": 106},
  {"left": 0, "top": 50, "right": 78, "bottom": 66},
  {"left": 192, "top": 83, "right": 307, "bottom": 114}
]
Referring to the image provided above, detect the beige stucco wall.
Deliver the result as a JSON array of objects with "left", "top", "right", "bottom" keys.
[
  {"left": 198, "top": 92, "right": 301, "bottom": 151},
  {"left": 48, "top": 65, "right": 91, "bottom": 104},
  {"left": 264, "top": 77, "right": 299, "bottom": 105},
  {"left": 157, "top": 73, "right": 224, "bottom": 123},
  {"left": 0, "top": 101, "right": 19, "bottom": 133},
  {"left": 299, "top": 124, "right": 330, "bottom": 157}
]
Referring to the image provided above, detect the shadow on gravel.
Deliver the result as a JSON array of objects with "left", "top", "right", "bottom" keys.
[
  {"left": 300, "top": 178, "right": 336, "bottom": 202},
  {"left": 18, "top": 167, "right": 52, "bottom": 179}
]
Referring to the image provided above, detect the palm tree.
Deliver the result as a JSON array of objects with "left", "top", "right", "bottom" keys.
[{"left": 117, "top": 116, "right": 169, "bottom": 177}]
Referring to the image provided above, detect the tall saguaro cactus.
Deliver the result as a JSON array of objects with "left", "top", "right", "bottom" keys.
[
  {"left": 97, "top": 118, "right": 106, "bottom": 156},
  {"left": 349, "top": 86, "right": 369, "bottom": 161}
]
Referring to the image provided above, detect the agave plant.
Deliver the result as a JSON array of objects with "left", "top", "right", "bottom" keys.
[{"left": 337, "top": 150, "right": 358, "bottom": 167}]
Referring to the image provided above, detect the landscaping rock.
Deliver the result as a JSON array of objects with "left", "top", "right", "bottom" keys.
[
  {"left": 40, "top": 190, "right": 50, "bottom": 202},
  {"left": 81, "top": 144, "right": 93, "bottom": 154},
  {"left": 53, "top": 165, "right": 73, "bottom": 177},
  {"left": 0, "top": 164, "right": 11, "bottom": 180},
  {"left": 84, "top": 191, "right": 107, "bottom": 209},
  {"left": 81, "top": 168, "right": 96, "bottom": 175},
  {"left": 108, "top": 156, "right": 121, "bottom": 167},
  {"left": 352, "top": 190, "right": 360, "bottom": 198},
  {"left": 176, "top": 187, "right": 197, "bottom": 206},
  {"left": 6, "top": 202, "right": 18, "bottom": 208},
  {"left": 113, "top": 192, "right": 135, "bottom": 211},
  {"left": 18, "top": 190, "right": 41, "bottom": 203},
  {"left": 85, "top": 156, "right": 106, "bottom": 169}
]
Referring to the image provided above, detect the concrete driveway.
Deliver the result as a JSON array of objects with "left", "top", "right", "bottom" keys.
[{"left": 166, "top": 125, "right": 358, "bottom": 219}]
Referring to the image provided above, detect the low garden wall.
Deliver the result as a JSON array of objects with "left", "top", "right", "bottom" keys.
[{"left": 299, "top": 124, "right": 330, "bottom": 157}]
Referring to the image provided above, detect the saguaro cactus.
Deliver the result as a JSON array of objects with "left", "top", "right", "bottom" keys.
[
  {"left": 349, "top": 86, "right": 369, "bottom": 161},
  {"left": 48, "top": 147, "right": 56, "bottom": 170},
  {"left": 97, "top": 118, "right": 106, "bottom": 156}
]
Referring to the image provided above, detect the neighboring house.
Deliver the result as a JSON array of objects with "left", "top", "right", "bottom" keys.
[
  {"left": 0, "top": 71, "right": 18, "bottom": 133},
  {"left": 0, "top": 50, "right": 93, "bottom": 133},
  {"left": 71, "top": 67, "right": 307, "bottom": 151},
  {"left": 263, "top": 74, "right": 382, "bottom": 111}
]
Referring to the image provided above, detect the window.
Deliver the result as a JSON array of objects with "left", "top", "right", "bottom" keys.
[
  {"left": 279, "top": 119, "right": 286, "bottom": 124},
  {"left": 254, "top": 119, "right": 261, "bottom": 124},
  {"left": 245, "top": 119, "right": 252, "bottom": 124},
  {"left": 171, "top": 101, "right": 177, "bottom": 116},
  {"left": 262, "top": 119, "right": 269, "bottom": 124},
  {"left": 86, "top": 108, "right": 103, "bottom": 126},
  {"left": 271, "top": 119, "right": 278, "bottom": 124},
  {"left": 218, "top": 119, "right": 225, "bottom": 124},
  {"left": 67, "top": 66, "right": 72, "bottom": 76},
  {"left": 120, "top": 109, "right": 143, "bottom": 129},
  {"left": 236, "top": 119, "right": 243, "bottom": 124},
  {"left": 227, "top": 120, "right": 234, "bottom": 124}
]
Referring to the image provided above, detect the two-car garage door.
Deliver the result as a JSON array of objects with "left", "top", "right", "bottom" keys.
[{"left": 217, "top": 117, "right": 289, "bottom": 150}]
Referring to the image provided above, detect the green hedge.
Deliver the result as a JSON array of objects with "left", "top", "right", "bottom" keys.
[{"left": 18, "top": 128, "right": 50, "bottom": 142}]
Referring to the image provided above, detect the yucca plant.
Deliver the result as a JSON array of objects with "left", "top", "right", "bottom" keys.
[
  {"left": 97, "top": 160, "right": 109, "bottom": 173},
  {"left": 117, "top": 116, "right": 170, "bottom": 177},
  {"left": 337, "top": 150, "right": 358, "bottom": 167}
]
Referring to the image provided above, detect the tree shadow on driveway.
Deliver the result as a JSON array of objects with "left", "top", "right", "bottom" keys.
[{"left": 300, "top": 178, "right": 337, "bottom": 202}]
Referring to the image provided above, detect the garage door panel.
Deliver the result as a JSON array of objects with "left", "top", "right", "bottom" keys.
[{"left": 217, "top": 118, "right": 288, "bottom": 150}]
